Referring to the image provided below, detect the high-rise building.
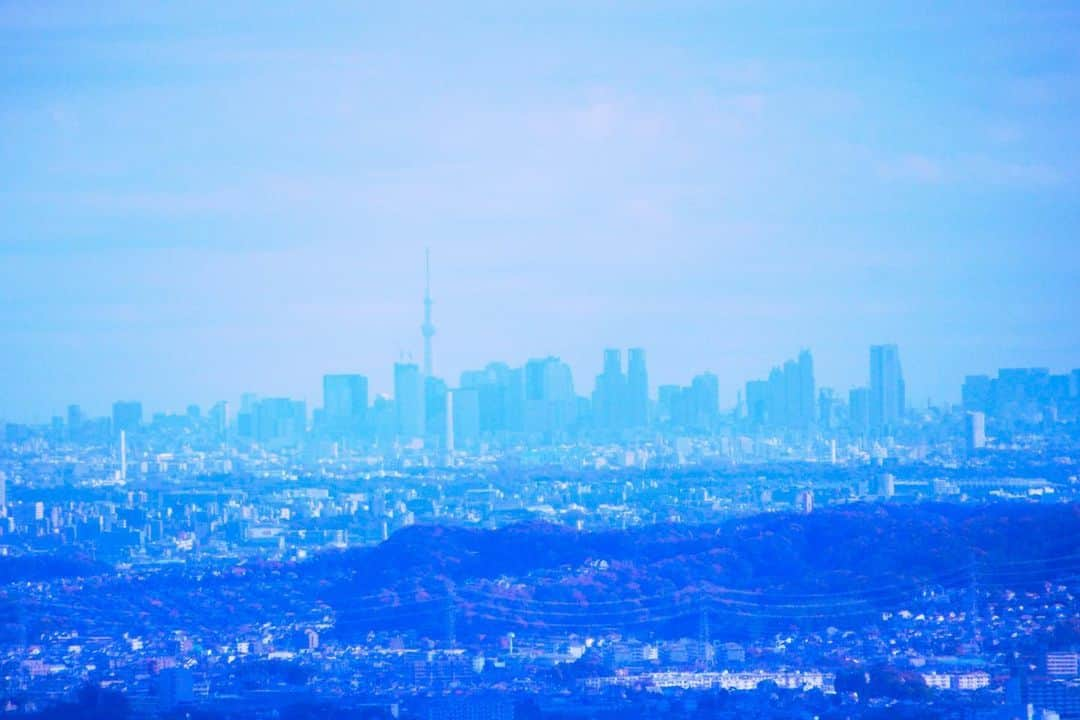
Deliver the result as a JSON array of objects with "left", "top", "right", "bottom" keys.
[
  {"left": 592, "top": 349, "right": 627, "bottom": 431},
  {"left": 745, "top": 380, "right": 769, "bottom": 426},
  {"left": 251, "top": 398, "right": 306, "bottom": 446},
  {"left": 112, "top": 401, "right": 143, "bottom": 436},
  {"left": 626, "top": 348, "right": 649, "bottom": 428},
  {"left": 688, "top": 372, "right": 719, "bottom": 428},
  {"left": 449, "top": 387, "right": 481, "bottom": 450},
  {"left": 322, "top": 374, "right": 368, "bottom": 439},
  {"left": 849, "top": 387, "right": 870, "bottom": 435},
  {"left": 869, "top": 344, "right": 905, "bottom": 432},
  {"left": 965, "top": 411, "right": 987, "bottom": 453},
  {"left": 524, "top": 357, "right": 577, "bottom": 438},
  {"left": 425, "top": 376, "right": 448, "bottom": 445},
  {"left": 751, "top": 350, "right": 815, "bottom": 429},
  {"left": 209, "top": 401, "right": 228, "bottom": 441},
  {"left": 394, "top": 362, "right": 425, "bottom": 439},
  {"left": 67, "top": 404, "right": 83, "bottom": 433},
  {"left": 962, "top": 374, "right": 993, "bottom": 413}
]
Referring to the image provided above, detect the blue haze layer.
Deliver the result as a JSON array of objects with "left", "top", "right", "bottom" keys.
[{"left": 2, "top": 2, "right": 1079, "bottom": 420}]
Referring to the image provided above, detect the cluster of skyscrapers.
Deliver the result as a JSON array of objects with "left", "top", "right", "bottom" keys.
[{"left": 12, "top": 257, "right": 1080, "bottom": 455}]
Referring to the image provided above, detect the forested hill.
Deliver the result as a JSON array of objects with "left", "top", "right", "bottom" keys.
[{"left": 311, "top": 502, "right": 1080, "bottom": 639}]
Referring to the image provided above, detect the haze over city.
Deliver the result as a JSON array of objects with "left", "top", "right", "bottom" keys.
[
  {"left": 5, "top": 5, "right": 1080, "bottom": 720},
  {"left": 4, "top": 2, "right": 1080, "bottom": 421}
]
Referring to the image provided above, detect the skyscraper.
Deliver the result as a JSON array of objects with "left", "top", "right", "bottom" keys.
[
  {"left": 592, "top": 349, "right": 626, "bottom": 431},
  {"left": 322, "top": 374, "right": 368, "bottom": 438},
  {"left": 626, "top": 348, "right": 649, "bottom": 428},
  {"left": 112, "top": 401, "right": 143, "bottom": 436},
  {"left": 253, "top": 398, "right": 307, "bottom": 446},
  {"left": 449, "top": 387, "right": 481, "bottom": 450},
  {"left": 524, "top": 357, "right": 577, "bottom": 438},
  {"left": 425, "top": 375, "right": 448, "bottom": 445},
  {"left": 688, "top": 372, "right": 719, "bottom": 429},
  {"left": 869, "top": 344, "right": 905, "bottom": 432},
  {"left": 745, "top": 380, "right": 769, "bottom": 425},
  {"left": 849, "top": 387, "right": 870, "bottom": 436},
  {"left": 754, "top": 350, "right": 815, "bottom": 429},
  {"left": 421, "top": 248, "right": 436, "bottom": 378},
  {"left": 965, "top": 411, "right": 987, "bottom": 453},
  {"left": 394, "top": 362, "right": 425, "bottom": 439}
]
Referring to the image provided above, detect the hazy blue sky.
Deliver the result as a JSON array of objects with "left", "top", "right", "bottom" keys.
[{"left": 3, "top": 1, "right": 1079, "bottom": 421}]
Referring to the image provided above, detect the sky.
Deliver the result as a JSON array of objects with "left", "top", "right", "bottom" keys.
[{"left": 3, "top": 1, "right": 1080, "bottom": 421}]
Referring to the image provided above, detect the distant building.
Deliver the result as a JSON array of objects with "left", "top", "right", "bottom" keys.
[
  {"left": 524, "top": 356, "right": 577, "bottom": 439},
  {"left": 112, "top": 401, "right": 143, "bottom": 435},
  {"left": 848, "top": 387, "right": 870, "bottom": 435},
  {"left": 748, "top": 350, "right": 815, "bottom": 429},
  {"left": 965, "top": 411, "right": 987, "bottom": 453},
  {"left": 251, "top": 398, "right": 307, "bottom": 446},
  {"left": 869, "top": 344, "right": 905, "bottom": 432},
  {"left": 424, "top": 376, "right": 449, "bottom": 446},
  {"left": 626, "top": 348, "right": 649, "bottom": 428},
  {"left": 449, "top": 387, "right": 481, "bottom": 450},
  {"left": 394, "top": 362, "right": 425, "bottom": 440},
  {"left": 592, "top": 349, "right": 627, "bottom": 431},
  {"left": 1047, "top": 651, "right": 1079, "bottom": 677},
  {"left": 322, "top": 374, "right": 368, "bottom": 439}
]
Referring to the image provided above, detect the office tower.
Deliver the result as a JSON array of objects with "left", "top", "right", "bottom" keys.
[
  {"left": 371, "top": 394, "right": 396, "bottom": 447},
  {"left": 112, "top": 401, "right": 143, "bottom": 435},
  {"left": 962, "top": 374, "right": 993, "bottom": 413},
  {"left": 745, "top": 380, "right": 769, "bottom": 426},
  {"left": 237, "top": 394, "right": 258, "bottom": 439},
  {"left": 394, "top": 362, "right": 425, "bottom": 439},
  {"left": 997, "top": 367, "right": 1049, "bottom": 406},
  {"left": 449, "top": 387, "right": 481, "bottom": 450},
  {"left": 322, "top": 374, "right": 369, "bottom": 438},
  {"left": 240, "top": 393, "right": 258, "bottom": 413},
  {"left": 421, "top": 248, "right": 436, "bottom": 377},
  {"left": 425, "top": 376, "right": 448, "bottom": 445},
  {"left": 460, "top": 362, "right": 520, "bottom": 436},
  {"left": 657, "top": 384, "right": 680, "bottom": 424},
  {"left": 120, "top": 430, "right": 127, "bottom": 481},
  {"left": 783, "top": 358, "right": 800, "bottom": 427},
  {"left": 750, "top": 350, "right": 815, "bottom": 430},
  {"left": 209, "top": 401, "right": 228, "bottom": 441},
  {"left": 524, "top": 357, "right": 577, "bottom": 438},
  {"left": 0, "top": 470, "right": 5, "bottom": 514},
  {"left": 689, "top": 372, "right": 719, "bottom": 428},
  {"left": 504, "top": 367, "right": 525, "bottom": 433},
  {"left": 253, "top": 398, "right": 307, "bottom": 446},
  {"left": 592, "top": 349, "right": 627, "bottom": 431},
  {"left": 965, "top": 411, "right": 987, "bottom": 453},
  {"left": 869, "top": 344, "right": 905, "bottom": 431},
  {"left": 626, "top": 348, "right": 649, "bottom": 427},
  {"left": 818, "top": 388, "right": 837, "bottom": 430},
  {"left": 67, "top": 404, "right": 83, "bottom": 433},
  {"left": 849, "top": 387, "right": 870, "bottom": 435}
]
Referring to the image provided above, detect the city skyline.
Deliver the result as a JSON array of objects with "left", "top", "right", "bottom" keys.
[
  {"left": 4, "top": 3, "right": 1080, "bottom": 420},
  {"left": 2, "top": 244, "right": 1076, "bottom": 424}
]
